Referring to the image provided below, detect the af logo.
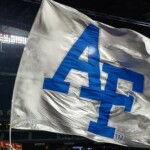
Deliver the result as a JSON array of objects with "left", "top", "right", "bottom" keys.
[{"left": 43, "top": 24, "right": 144, "bottom": 139}]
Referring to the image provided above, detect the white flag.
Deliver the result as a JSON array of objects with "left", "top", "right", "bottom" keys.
[{"left": 11, "top": 0, "right": 150, "bottom": 147}]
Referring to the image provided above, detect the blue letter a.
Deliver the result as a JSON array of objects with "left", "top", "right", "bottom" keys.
[{"left": 43, "top": 24, "right": 101, "bottom": 95}]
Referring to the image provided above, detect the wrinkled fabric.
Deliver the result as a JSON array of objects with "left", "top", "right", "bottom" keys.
[{"left": 10, "top": 0, "right": 150, "bottom": 148}]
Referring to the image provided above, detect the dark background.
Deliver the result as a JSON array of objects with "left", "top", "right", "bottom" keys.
[{"left": 0, "top": 0, "right": 150, "bottom": 149}]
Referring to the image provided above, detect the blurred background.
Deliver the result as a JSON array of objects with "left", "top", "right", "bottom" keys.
[{"left": 0, "top": 0, "right": 150, "bottom": 149}]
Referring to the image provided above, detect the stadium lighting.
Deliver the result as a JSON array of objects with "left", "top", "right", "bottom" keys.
[{"left": 0, "top": 33, "right": 27, "bottom": 45}]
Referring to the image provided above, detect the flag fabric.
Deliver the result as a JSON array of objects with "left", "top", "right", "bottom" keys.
[{"left": 10, "top": 0, "right": 150, "bottom": 147}]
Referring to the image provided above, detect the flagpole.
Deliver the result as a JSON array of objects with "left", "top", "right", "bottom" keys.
[{"left": 9, "top": 125, "right": 13, "bottom": 150}]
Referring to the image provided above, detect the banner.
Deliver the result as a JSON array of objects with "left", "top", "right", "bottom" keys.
[
  {"left": 0, "top": 141, "right": 22, "bottom": 150},
  {"left": 10, "top": 0, "right": 150, "bottom": 147}
]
